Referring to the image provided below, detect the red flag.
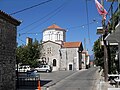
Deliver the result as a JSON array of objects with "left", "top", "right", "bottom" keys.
[{"left": 95, "top": 0, "right": 107, "bottom": 20}]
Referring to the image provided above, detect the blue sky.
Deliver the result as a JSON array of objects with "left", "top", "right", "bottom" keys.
[{"left": 0, "top": 0, "right": 118, "bottom": 55}]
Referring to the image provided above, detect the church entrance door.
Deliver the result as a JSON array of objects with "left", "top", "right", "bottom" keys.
[{"left": 69, "top": 64, "right": 72, "bottom": 70}]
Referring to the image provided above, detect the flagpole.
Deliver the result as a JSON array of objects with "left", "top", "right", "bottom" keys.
[{"left": 101, "top": 0, "right": 108, "bottom": 82}]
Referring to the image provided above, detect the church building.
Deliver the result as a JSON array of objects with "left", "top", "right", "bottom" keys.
[{"left": 40, "top": 24, "right": 83, "bottom": 71}]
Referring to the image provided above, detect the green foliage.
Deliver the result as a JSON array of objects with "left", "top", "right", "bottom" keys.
[
  {"left": 108, "top": 46, "right": 118, "bottom": 74},
  {"left": 16, "top": 39, "right": 42, "bottom": 67},
  {"left": 108, "top": 10, "right": 120, "bottom": 32},
  {"left": 93, "top": 38, "right": 118, "bottom": 74},
  {"left": 93, "top": 38, "right": 104, "bottom": 68}
]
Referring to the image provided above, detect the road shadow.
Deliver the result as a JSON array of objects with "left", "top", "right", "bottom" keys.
[{"left": 40, "top": 80, "right": 52, "bottom": 86}]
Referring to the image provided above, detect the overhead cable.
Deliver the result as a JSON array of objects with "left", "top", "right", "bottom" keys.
[
  {"left": 21, "top": 0, "right": 70, "bottom": 34},
  {"left": 66, "top": 20, "right": 97, "bottom": 30},
  {"left": 17, "top": 37, "right": 26, "bottom": 44},
  {"left": 19, "top": 20, "right": 98, "bottom": 36},
  {"left": 86, "top": 0, "right": 91, "bottom": 43},
  {"left": 18, "top": 0, "right": 70, "bottom": 32},
  {"left": 10, "top": 0, "right": 54, "bottom": 15}
]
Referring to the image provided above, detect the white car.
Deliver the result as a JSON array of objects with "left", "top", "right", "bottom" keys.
[
  {"left": 35, "top": 65, "right": 52, "bottom": 72},
  {"left": 17, "top": 65, "right": 31, "bottom": 72}
]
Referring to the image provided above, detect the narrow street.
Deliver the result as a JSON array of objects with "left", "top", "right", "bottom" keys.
[{"left": 49, "top": 67, "right": 99, "bottom": 90}]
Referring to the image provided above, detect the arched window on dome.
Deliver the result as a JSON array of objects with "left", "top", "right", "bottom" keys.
[
  {"left": 48, "top": 33, "right": 50, "bottom": 40},
  {"left": 48, "top": 31, "right": 52, "bottom": 41},
  {"left": 50, "top": 33, "right": 52, "bottom": 40},
  {"left": 58, "top": 33, "right": 60, "bottom": 40},
  {"left": 56, "top": 32, "right": 60, "bottom": 40}
]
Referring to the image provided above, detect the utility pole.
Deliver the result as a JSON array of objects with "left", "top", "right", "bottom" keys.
[
  {"left": 84, "top": 38, "right": 86, "bottom": 51},
  {"left": 84, "top": 38, "right": 87, "bottom": 69},
  {"left": 117, "top": 0, "right": 120, "bottom": 74},
  {"left": 101, "top": 0, "right": 108, "bottom": 82},
  {"left": 118, "top": 0, "right": 120, "bottom": 11}
]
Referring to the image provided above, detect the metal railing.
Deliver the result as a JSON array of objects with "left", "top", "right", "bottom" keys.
[{"left": 16, "top": 73, "right": 40, "bottom": 89}]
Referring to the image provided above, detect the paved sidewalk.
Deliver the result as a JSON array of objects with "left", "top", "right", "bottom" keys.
[
  {"left": 97, "top": 69, "right": 120, "bottom": 90},
  {"left": 99, "top": 76, "right": 115, "bottom": 90}
]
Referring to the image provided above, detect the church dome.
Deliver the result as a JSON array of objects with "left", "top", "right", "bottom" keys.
[
  {"left": 42, "top": 24, "right": 66, "bottom": 43},
  {"left": 43, "top": 24, "right": 66, "bottom": 32}
]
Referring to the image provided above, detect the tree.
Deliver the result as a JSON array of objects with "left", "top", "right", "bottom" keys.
[
  {"left": 93, "top": 38, "right": 104, "bottom": 68},
  {"left": 93, "top": 38, "right": 118, "bottom": 74},
  {"left": 108, "top": 46, "right": 118, "bottom": 74},
  {"left": 16, "top": 39, "right": 42, "bottom": 67},
  {"left": 108, "top": 10, "right": 120, "bottom": 32}
]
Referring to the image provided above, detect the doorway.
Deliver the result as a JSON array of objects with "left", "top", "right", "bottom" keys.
[{"left": 69, "top": 64, "right": 72, "bottom": 70}]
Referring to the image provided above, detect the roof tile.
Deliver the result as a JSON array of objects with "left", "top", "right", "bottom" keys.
[
  {"left": 62, "top": 42, "right": 81, "bottom": 48},
  {"left": 47, "top": 24, "right": 62, "bottom": 29}
]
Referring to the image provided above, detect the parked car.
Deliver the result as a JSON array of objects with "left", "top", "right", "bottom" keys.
[
  {"left": 27, "top": 70, "right": 38, "bottom": 77},
  {"left": 17, "top": 65, "right": 31, "bottom": 72},
  {"left": 35, "top": 65, "right": 52, "bottom": 72}
]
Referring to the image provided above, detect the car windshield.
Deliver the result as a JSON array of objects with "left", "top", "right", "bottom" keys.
[
  {"left": 39, "top": 65, "right": 43, "bottom": 68},
  {"left": 44, "top": 65, "right": 47, "bottom": 68}
]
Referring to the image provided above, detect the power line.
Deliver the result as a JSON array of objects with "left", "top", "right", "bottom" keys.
[
  {"left": 17, "top": 0, "right": 98, "bottom": 36},
  {"left": 17, "top": 37, "right": 26, "bottom": 44},
  {"left": 19, "top": 32, "right": 42, "bottom": 36},
  {"left": 18, "top": 0, "right": 70, "bottom": 32},
  {"left": 10, "top": 0, "right": 54, "bottom": 15},
  {"left": 86, "top": 0, "right": 91, "bottom": 43},
  {"left": 19, "top": 20, "right": 98, "bottom": 36},
  {"left": 21, "top": 0, "right": 70, "bottom": 34},
  {"left": 66, "top": 20, "right": 97, "bottom": 30}
]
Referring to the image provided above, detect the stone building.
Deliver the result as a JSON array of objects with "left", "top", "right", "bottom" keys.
[
  {"left": 81, "top": 50, "right": 90, "bottom": 69},
  {"left": 0, "top": 10, "right": 21, "bottom": 90},
  {"left": 40, "top": 24, "right": 83, "bottom": 71}
]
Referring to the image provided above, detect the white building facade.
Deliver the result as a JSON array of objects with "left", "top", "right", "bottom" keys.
[
  {"left": 81, "top": 50, "right": 90, "bottom": 69},
  {"left": 43, "top": 24, "right": 66, "bottom": 44},
  {"left": 40, "top": 24, "right": 83, "bottom": 71}
]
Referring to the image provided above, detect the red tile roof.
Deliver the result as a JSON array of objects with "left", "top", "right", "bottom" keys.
[
  {"left": 42, "top": 24, "right": 66, "bottom": 32},
  {"left": 62, "top": 42, "right": 82, "bottom": 48},
  {"left": 47, "top": 24, "right": 62, "bottom": 29}
]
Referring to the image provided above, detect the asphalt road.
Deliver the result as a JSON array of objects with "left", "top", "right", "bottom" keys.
[
  {"left": 49, "top": 67, "right": 99, "bottom": 90},
  {"left": 38, "top": 70, "right": 76, "bottom": 87}
]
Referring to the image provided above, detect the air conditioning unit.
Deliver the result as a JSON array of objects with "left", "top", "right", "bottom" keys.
[{"left": 96, "top": 27, "right": 104, "bottom": 35}]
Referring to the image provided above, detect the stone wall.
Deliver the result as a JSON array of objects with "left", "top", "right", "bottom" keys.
[
  {"left": 0, "top": 10, "right": 20, "bottom": 90},
  {"left": 41, "top": 41, "right": 61, "bottom": 71},
  {"left": 60, "top": 48, "right": 82, "bottom": 71}
]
